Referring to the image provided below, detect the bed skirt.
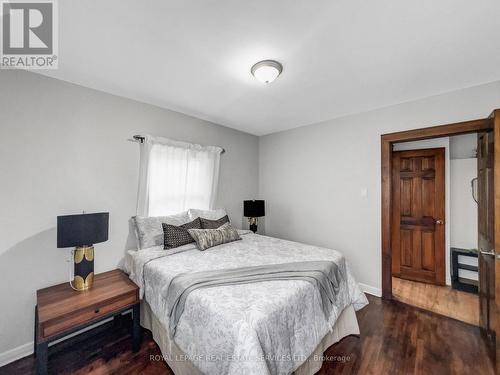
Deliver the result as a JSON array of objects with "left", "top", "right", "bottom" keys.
[{"left": 140, "top": 300, "right": 360, "bottom": 375}]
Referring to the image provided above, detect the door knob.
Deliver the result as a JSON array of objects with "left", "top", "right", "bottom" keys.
[
  {"left": 479, "top": 248, "right": 495, "bottom": 256},
  {"left": 435, "top": 219, "right": 444, "bottom": 225}
]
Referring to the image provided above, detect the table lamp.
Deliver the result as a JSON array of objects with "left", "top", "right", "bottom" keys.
[
  {"left": 57, "top": 212, "right": 109, "bottom": 291},
  {"left": 243, "top": 200, "right": 265, "bottom": 233}
]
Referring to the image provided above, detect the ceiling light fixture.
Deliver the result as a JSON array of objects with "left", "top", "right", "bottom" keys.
[{"left": 251, "top": 60, "right": 283, "bottom": 84}]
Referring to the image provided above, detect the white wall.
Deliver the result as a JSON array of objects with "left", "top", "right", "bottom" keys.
[
  {"left": 259, "top": 81, "right": 500, "bottom": 296},
  {"left": 393, "top": 137, "right": 451, "bottom": 285},
  {"left": 450, "top": 158, "right": 478, "bottom": 250},
  {"left": 450, "top": 134, "right": 477, "bottom": 159},
  {"left": 0, "top": 71, "right": 259, "bottom": 362}
]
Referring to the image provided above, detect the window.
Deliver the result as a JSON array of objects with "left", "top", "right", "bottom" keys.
[{"left": 136, "top": 136, "right": 222, "bottom": 216}]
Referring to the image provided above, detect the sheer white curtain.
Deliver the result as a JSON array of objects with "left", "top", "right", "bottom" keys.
[{"left": 136, "top": 135, "right": 223, "bottom": 217}]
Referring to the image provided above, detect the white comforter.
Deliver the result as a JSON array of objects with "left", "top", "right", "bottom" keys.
[{"left": 128, "top": 232, "right": 368, "bottom": 375}]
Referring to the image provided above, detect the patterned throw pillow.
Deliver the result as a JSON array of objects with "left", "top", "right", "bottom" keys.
[
  {"left": 200, "top": 215, "right": 230, "bottom": 229},
  {"left": 162, "top": 217, "right": 202, "bottom": 249},
  {"left": 188, "top": 223, "right": 241, "bottom": 251}
]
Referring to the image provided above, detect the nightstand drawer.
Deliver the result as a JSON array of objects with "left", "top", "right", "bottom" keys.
[{"left": 41, "top": 292, "right": 137, "bottom": 339}]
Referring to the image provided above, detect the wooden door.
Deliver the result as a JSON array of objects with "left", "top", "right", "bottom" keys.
[
  {"left": 477, "top": 131, "right": 496, "bottom": 352},
  {"left": 391, "top": 148, "right": 446, "bottom": 285}
]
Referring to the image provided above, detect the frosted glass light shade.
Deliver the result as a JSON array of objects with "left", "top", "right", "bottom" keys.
[{"left": 251, "top": 60, "right": 283, "bottom": 84}]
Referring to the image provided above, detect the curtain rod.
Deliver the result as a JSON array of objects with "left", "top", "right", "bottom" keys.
[{"left": 129, "top": 135, "right": 225, "bottom": 154}]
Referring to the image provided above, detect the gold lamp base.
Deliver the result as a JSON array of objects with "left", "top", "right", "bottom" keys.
[{"left": 73, "top": 245, "right": 95, "bottom": 291}]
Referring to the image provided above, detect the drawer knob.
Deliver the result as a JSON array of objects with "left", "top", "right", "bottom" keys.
[{"left": 94, "top": 308, "right": 100, "bottom": 314}]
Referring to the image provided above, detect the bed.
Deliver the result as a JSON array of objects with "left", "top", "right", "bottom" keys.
[{"left": 123, "top": 227, "right": 368, "bottom": 375}]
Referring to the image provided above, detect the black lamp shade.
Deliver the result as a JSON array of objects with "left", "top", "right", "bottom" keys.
[
  {"left": 57, "top": 212, "right": 109, "bottom": 248},
  {"left": 244, "top": 200, "right": 265, "bottom": 217}
]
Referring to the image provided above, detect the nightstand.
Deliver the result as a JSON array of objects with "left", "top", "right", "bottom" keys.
[{"left": 34, "top": 269, "right": 141, "bottom": 375}]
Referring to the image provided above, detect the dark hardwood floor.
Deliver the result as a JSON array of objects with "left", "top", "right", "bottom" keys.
[{"left": 0, "top": 295, "right": 494, "bottom": 375}]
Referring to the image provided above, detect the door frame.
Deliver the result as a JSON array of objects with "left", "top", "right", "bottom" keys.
[{"left": 381, "top": 115, "right": 495, "bottom": 299}]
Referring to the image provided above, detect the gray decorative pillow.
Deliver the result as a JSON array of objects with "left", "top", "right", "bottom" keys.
[
  {"left": 162, "top": 217, "right": 201, "bottom": 249},
  {"left": 133, "top": 211, "right": 190, "bottom": 249},
  {"left": 188, "top": 223, "right": 241, "bottom": 251},
  {"left": 200, "top": 215, "right": 230, "bottom": 229},
  {"left": 188, "top": 208, "right": 227, "bottom": 221}
]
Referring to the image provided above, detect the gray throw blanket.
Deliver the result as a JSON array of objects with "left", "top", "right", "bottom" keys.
[{"left": 165, "top": 261, "right": 343, "bottom": 336}]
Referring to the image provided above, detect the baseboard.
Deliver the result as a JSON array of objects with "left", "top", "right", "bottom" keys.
[
  {"left": 0, "top": 342, "right": 33, "bottom": 368},
  {"left": 359, "top": 283, "right": 382, "bottom": 297}
]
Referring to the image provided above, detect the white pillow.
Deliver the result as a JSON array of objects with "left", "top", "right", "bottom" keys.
[
  {"left": 133, "top": 211, "right": 190, "bottom": 250},
  {"left": 188, "top": 208, "right": 227, "bottom": 221}
]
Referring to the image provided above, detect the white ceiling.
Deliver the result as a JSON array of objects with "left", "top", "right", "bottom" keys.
[{"left": 41, "top": 0, "right": 500, "bottom": 135}]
